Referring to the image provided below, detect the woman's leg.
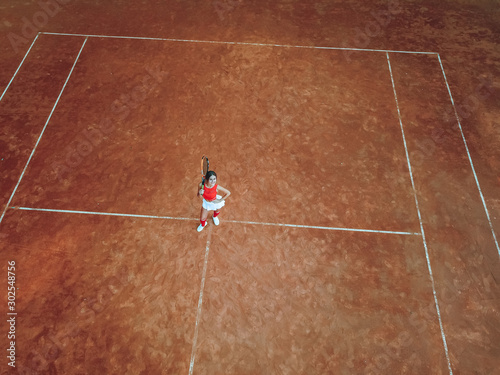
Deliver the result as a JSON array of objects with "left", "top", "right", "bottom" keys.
[
  {"left": 212, "top": 209, "right": 221, "bottom": 225},
  {"left": 198, "top": 207, "right": 209, "bottom": 231},
  {"left": 200, "top": 207, "right": 209, "bottom": 222}
]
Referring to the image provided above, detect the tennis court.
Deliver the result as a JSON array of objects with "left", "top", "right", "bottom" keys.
[{"left": 0, "top": 19, "right": 499, "bottom": 375}]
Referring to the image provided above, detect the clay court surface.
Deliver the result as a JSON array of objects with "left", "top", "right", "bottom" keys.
[{"left": 1, "top": 1, "right": 499, "bottom": 375}]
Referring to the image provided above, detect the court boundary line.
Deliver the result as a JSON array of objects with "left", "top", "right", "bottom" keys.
[
  {"left": 437, "top": 55, "right": 499, "bottom": 257},
  {"left": 0, "top": 33, "right": 40, "bottom": 102},
  {"left": 387, "top": 52, "right": 453, "bottom": 375},
  {"left": 189, "top": 226, "right": 213, "bottom": 375},
  {"left": 39, "top": 31, "right": 438, "bottom": 55},
  {"left": 8, "top": 206, "right": 421, "bottom": 236},
  {"left": 0, "top": 37, "right": 88, "bottom": 225},
  {"left": 2, "top": 33, "right": 494, "bottom": 375},
  {"left": 0, "top": 32, "right": 437, "bottom": 106},
  {"left": 2, "top": 32, "right": 492, "bottom": 253}
]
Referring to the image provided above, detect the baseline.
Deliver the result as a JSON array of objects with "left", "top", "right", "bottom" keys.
[
  {"left": 40, "top": 31, "right": 438, "bottom": 55},
  {"left": 9, "top": 206, "right": 420, "bottom": 236}
]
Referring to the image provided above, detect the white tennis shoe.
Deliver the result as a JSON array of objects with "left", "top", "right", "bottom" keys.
[
  {"left": 213, "top": 216, "right": 220, "bottom": 226},
  {"left": 197, "top": 223, "right": 207, "bottom": 232}
]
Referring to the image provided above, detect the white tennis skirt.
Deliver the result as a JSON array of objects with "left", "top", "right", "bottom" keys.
[{"left": 202, "top": 195, "right": 225, "bottom": 211}]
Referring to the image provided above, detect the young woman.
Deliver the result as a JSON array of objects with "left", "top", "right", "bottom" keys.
[{"left": 197, "top": 171, "right": 231, "bottom": 232}]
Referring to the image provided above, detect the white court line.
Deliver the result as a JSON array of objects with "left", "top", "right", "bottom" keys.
[
  {"left": 437, "top": 54, "right": 500, "bottom": 257},
  {"left": 0, "top": 37, "right": 88, "bottom": 225},
  {"left": 0, "top": 33, "right": 40, "bottom": 102},
  {"left": 189, "top": 226, "right": 212, "bottom": 375},
  {"left": 11, "top": 206, "right": 196, "bottom": 222},
  {"left": 386, "top": 52, "right": 453, "bottom": 375},
  {"left": 9, "top": 207, "right": 420, "bottom": 236},
  {"left": 225, "top": 219, "right": 420, "bottom": 235},
  {"left": 40, "top": 31, "right": 438, "bottom": 55}
]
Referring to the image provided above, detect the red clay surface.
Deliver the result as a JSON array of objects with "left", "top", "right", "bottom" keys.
[
  {"left": 1, "top": 1, "right": 499, "bottom": 375},
  {"left": 10, "top": 37, "right": 419, "bottom": 232}
]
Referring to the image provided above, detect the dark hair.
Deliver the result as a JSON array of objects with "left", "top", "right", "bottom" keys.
[{"left": 205, "top": 170, "right": 217, "bottom": 182}]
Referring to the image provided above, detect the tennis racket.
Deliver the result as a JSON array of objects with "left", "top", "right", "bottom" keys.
[{"left": 201, "top": 155, "right": 209, "bottom": 185}]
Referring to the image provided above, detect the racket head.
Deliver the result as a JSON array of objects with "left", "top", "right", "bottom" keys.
[{"left": 201, "top": 156, "right": 209, "bottom": 184}]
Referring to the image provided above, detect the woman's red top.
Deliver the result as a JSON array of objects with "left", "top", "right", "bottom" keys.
[{"left": 203, "top": 184, "right": 217, "bottom": 201}]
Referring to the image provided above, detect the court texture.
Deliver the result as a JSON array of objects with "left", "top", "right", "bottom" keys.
[{"left": 0, "top": 2, "right": 499, "bottom": 375}]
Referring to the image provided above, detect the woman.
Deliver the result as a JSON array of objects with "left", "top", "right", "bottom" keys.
[{"left": 197, "top": 171, "right": 231, "bottom": 232}]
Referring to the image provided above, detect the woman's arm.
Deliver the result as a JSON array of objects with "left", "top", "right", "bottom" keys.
[
  {"left": 197, "top": 182, "right": 204, "bottom": 197},
  {"left": 214, "top": 185, "right": 231, "bottom": 202}
]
